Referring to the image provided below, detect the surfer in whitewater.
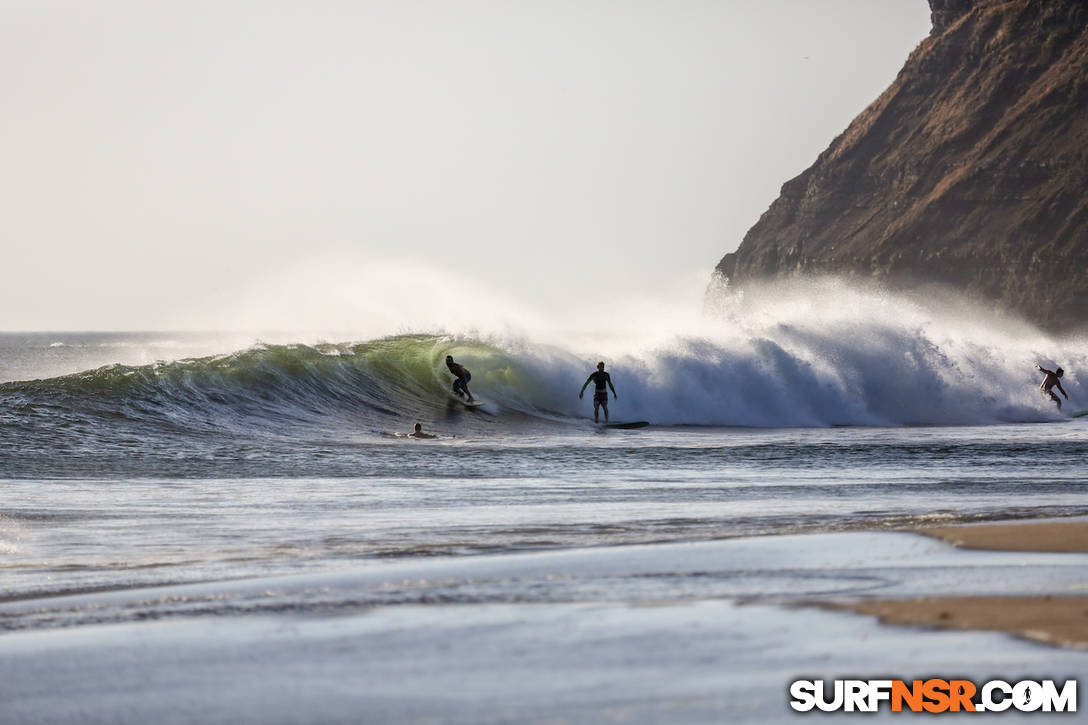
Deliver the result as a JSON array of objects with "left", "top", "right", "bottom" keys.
[
  {"left": 1036, "top": 363, "right": 1068, "bottom": 410},
  {"left": 580, "top": 361, "right": 617, "bottom": 424},
  {"left": 446, "top": 355, "right": 474, "bottom": 402}
]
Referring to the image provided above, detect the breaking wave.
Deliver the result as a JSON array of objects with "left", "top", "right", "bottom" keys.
[{"left": 1, "top": 280, "right": 1083, "bottom": 443}]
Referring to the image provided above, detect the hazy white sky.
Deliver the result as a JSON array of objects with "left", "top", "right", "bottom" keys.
[{"left": 2, "top": 0, "right": 930, "bottom": 332}]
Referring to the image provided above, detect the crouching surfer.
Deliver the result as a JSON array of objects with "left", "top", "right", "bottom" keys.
[
  {"left": 1036, "top": 363, "right": 1069, "bottom": 410},
  {"left": 446, "top": 355, "right": 474, "bottom": 402}
]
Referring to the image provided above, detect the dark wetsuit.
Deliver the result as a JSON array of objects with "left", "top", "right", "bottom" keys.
[
  {"left": 583, "top": 370, "right": 615, "bottom": 403},
  {"left": 447, "top": 361, "right": 471, "bottom": 398},
  {"left": 1038, "top": 368, "right": 1067, "bottom": 409}
]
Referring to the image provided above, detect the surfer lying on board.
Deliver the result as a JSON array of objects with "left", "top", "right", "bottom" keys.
[
  {"left": 579, "top": 361, "right": 617, "bottom": 424},
  {"left": 446, "top": 355, "right": 474, "bottom": 402},
  {"left": 1036, "top": 363, "right": 1068, "bottom": 410}
]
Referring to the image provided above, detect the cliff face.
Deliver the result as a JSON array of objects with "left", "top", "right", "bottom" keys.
[{"left": 714, "top": 0, "right": 1088, "bottom": 331}]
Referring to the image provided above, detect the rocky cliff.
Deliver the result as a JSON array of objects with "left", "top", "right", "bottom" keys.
[{"left": 713, "top": 0, "right": 1088, "bottom": 331}]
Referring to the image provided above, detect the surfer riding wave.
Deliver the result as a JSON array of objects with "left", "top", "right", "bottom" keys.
[
  {"left": 446, "top": 355, "right": 474, "bottom": 402},
  {"left": 579, "top": 361, "right": 617, "bottom": 424},
  {"left": 1036, "top": 363, "right": 1069, "bottom": 410}
]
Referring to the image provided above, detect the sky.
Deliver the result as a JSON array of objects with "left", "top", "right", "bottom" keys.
[{"left": 1, "top": 0, "right": 932, "bottom": 333}]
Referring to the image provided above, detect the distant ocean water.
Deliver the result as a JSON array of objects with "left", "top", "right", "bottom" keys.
[{"left": 2, "top": 307, "right": 1086, "bottom": 607}]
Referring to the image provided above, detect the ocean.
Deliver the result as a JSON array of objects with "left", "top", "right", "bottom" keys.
[{"left": 2, "top": 287, "right": 1087, "bottom": 722}]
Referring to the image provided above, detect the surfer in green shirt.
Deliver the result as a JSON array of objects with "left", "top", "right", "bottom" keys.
[
  {"left": 1036, "top": 363, "right": 1068, "bottom": 410},
  {"left": 580, "top": 361, "right": 617, "bottom": 423}
]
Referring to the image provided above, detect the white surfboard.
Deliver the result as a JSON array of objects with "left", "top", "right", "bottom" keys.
[{"left": 449, "top": 393, "right": 485, "bottom": 408}]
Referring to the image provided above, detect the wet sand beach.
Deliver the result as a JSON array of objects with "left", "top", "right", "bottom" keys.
[
  {"left": 2, "top": 526, "right": 1087, "bottom": 723},
  {"left": 918, "top": 519, "right": 1088, "bottom": 553},
  {"left": 835, "top": 519, "right": 1088, "bottom": 649}
]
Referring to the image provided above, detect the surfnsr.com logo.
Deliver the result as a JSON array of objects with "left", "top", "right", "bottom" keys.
[{"left": 789, "top": 679, "right": 1077, "bottom": 713}]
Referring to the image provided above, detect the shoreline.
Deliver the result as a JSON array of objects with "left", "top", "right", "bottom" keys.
[
  {"left": 5, "top": 517, "right": 1088, "bottom": 651},
  {"left": 915, "top": 518, "right": 1088, "bottom": 553},
  {"left": 835, "top": 519, "right": 1088, "bottom": 649},
  {"left": 1, "top": 520, "right": 1086, "bottom": 722}
]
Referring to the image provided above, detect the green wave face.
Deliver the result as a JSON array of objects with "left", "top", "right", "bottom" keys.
[
  {"left": 0, "top": 335, "right": 556, "bottom": 444},
  {"left": 350, "top": 334, "right": 535, "bottom": 405}
]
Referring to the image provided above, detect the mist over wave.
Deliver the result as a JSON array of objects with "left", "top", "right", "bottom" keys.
[
  {"left": 692, "top": 277, "right": 1085, "bottom": 425},
  {"left": 1, "top": 279, "right": 1083, "bottom": 440}
]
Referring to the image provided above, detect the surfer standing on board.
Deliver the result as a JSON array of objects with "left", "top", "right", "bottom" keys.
[
  {"left": 446, "top": 355, "right": 474, "bottom": 402},
  {"left": 580, "top": 361, "right": 617, "bottom": 424},
  {"left": 1036, "top": 363, "right": 1068, "bottom": 410}
]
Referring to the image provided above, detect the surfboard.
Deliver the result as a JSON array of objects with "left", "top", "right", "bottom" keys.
[
  {"left": 449, "top": 393, "right": 485, "bottom": 408},
  {"left": 1070, "top": 409, "right": 1088, "bottom": 418},
  {"left": 603, "top": 421, "right": 649, "bottom": 429}
]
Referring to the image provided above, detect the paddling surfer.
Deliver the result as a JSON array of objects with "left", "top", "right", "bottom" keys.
[
  {"left": 579, "top": 361, "right": 617, "bottom": 424},
  {"left": 381, "top": 422, "right": 438, "bottom": 439},
  {"left": 446, "top": 355, "right": 474, "bottom": 402},
  {"left": 408, "top": 422, "right": 436, "bottom": 439},
  {"left": 1036, "top": 363, "right": 1069, "bottom": 410}
]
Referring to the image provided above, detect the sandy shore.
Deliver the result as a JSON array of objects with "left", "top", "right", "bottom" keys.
[
  {"left": 842, "top": 595, "right": 1088, "bottom": 649},
  {"left": 837, "top": 519, "right": 1088, "bottom": 649},
  {"left": 917, "top": 519, "right": 1088, "bottom": 553}
]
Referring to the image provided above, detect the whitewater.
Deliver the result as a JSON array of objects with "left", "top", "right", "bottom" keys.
[{"left": 1, "top": 279, "right": 1086, "bottom": 723}]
